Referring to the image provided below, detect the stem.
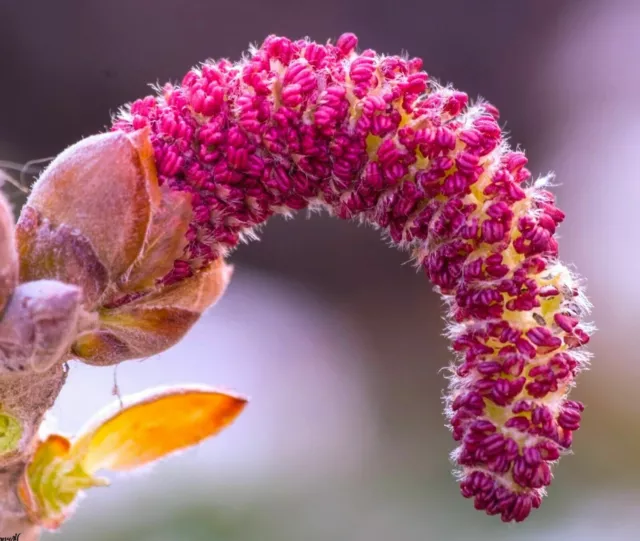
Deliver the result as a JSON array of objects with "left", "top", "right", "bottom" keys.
[
  {"left": 0, "top": 462, "right": 41, "bottom": 539},
  {"left": 0, "top": 366, "right": 67, "bottom": 539}
]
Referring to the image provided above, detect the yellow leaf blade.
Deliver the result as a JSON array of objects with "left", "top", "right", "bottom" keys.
[{"left": 71, "top": 385, "right": 247, "bottom": 473}]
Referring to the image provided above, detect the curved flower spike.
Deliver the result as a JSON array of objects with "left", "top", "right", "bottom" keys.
[
  {"left": 109, "top": 34, "right": 593, "bottom": 521},
  {"left": 14, "top": 33, "right": 593, "bottom": 522},
  {"left": 17, "top": 385, "right": 247, "bottom": 530}
]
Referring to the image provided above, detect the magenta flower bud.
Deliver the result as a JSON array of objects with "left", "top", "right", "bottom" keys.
[{"left": 111, "top": 33, "right": 593, "bottom": 522}]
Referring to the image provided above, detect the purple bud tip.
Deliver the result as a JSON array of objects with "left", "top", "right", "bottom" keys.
[{"left": 112, "top": 33, "right": 593, "bottom": 521}]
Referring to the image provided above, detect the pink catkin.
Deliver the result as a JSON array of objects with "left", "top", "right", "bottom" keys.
[{"left": 112, "top": 33, "right": 592, "bottom": 522}]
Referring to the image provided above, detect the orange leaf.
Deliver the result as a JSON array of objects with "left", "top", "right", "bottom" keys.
[{"left": 71, "top": 385, "right": 247, "bottom": 473}]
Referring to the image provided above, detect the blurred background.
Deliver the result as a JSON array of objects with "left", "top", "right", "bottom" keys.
[{"left": 1, "top": 0, "right": 638, "bottom": 539}]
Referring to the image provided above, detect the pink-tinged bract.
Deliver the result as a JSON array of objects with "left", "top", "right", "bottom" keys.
[{"left": 112, "top": 33, "right": 593, "bottom": 522}]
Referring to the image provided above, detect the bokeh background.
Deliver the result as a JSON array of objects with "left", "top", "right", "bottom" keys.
[{"left": 1, "top": 0, "right": 639, "bottom": 539}]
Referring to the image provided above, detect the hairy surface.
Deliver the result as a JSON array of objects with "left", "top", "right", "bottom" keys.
[{"left": 112, "top": 33, "right": 593, "bottom": 521}]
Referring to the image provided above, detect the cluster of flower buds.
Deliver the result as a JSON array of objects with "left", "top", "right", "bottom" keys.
[{"left": 15, "top": 33, "right": 592, "bottom": 522}]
